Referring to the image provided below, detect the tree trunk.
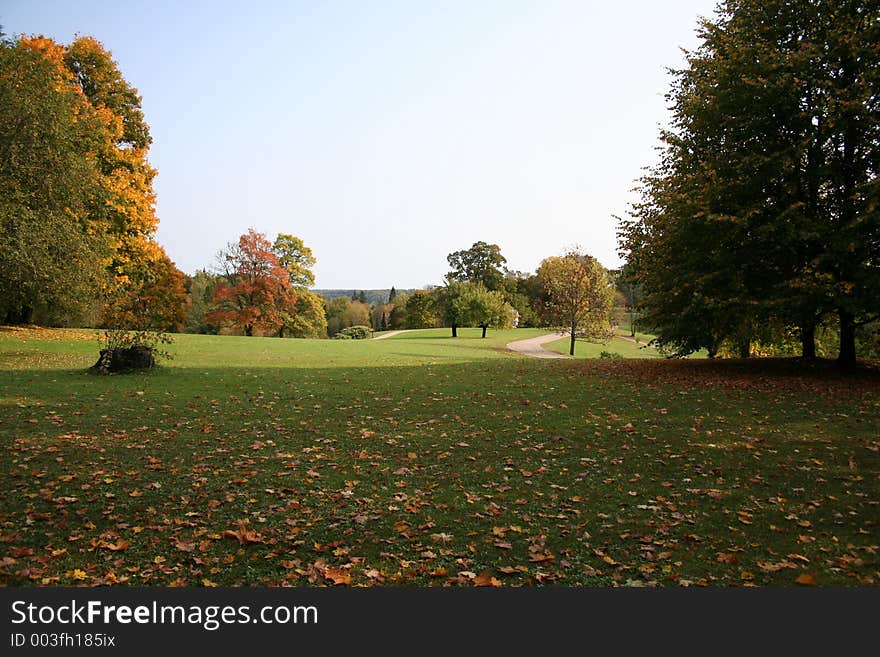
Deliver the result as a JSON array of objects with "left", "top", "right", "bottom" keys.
[
  {"left": 738, "top": 339, "right": 750, "bottom": 359},
  {"left": 800, "top": 320, "right": 816, "bottom": 359},
  {"left": 245, "top": 324, "right": 253, "bottom": 337},
  {"left": 451, "top": 324, "right": 457, "bottom": 338},
  {"left": 481, "top": 324, "right": 487, "bottom": 338},
  {"left": 837, "top": 309, "right": 856, "bottom": 369},
  {"left": 569, "top": 325, "right": 576, "bottom": 356}
]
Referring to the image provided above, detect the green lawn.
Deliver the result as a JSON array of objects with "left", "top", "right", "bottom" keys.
[
  {"left": 543, "top": 335, "right": 662, "bottom": 359},
  {"left": 1, "top": 326, "right": 877, "bottom": 587}
]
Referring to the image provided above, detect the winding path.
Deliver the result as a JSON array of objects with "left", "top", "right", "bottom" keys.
[
  {"left": 506, "top": 333, "right": 570, "bottom": 359},
  {"left": 372, "top": 330, "right": 410, "bottom": 340}
]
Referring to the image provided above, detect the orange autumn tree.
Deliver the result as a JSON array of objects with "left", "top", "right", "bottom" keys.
[
  {"left": 108, "top": 242, "right": 188, "bottom": 333},
  {"left": 209, "top": 229, "right": 296, "bottom": 336},
  {"left": 62, "top": 37, "right": 166, "bottom": 314},
  {"left": 13, "top": 35, "right": 187, "bottom": 330}
]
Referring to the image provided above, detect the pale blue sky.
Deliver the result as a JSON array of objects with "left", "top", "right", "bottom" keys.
[{"left": 3, "top": 0, "right": 717, "bottom": 288}]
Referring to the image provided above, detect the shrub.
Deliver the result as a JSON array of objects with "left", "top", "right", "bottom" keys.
[
  {"left": 335, "top": 325, "right": 371, "bottom": 340},
  {"left": 598, "top": 350, "right": 624, "bottom": 360},
  {"left": 91, "top": 327, "right": 171, "bottom": 373}
]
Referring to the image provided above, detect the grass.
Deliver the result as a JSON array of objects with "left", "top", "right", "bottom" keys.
[
  {"left": 1, "top": 326, "right": 877, "bottom": 587},
  {"left": 543, "top": 335, "right": 662, "bottom": 359}
]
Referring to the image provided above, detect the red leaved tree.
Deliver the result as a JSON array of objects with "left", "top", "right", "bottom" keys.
[{"left": 208, "top": 229, "right": 295, "bottom": 336}]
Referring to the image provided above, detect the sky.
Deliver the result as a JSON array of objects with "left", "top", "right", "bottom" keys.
[{"left": 3, "top": 0, "right": 718, "bottom": 289}]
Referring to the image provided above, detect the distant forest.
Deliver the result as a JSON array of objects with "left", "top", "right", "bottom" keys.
[{"left": 313, "top": 290, "right": 416, "bottom": 306}]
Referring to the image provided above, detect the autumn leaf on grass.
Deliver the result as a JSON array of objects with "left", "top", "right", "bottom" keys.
[
  {"left": 473, "top": 571, "right": 502, "bottom": 587},
  {"left": 223, "top": 520, "right": 264, "bottom": 545},
  {"left": 757, "top": 560, "right": 796, "bottom": 573},
  {"left": 105, "top": 540, "right": 131, "bottom": 551},
  {"left": 324, "top": 568, "right": 352, "bottom": 585},
  {"left": 794, "top": 573, "right": 817, "bottom": 586},
  {"left": 173, "top": 539, "right": 196, "bottom": 552},
  {"left": 529, "top": 552, "right": 555, "bottom": 563},
  {"left": 95, "top": 539, "right": 130, "bottom": 551}
]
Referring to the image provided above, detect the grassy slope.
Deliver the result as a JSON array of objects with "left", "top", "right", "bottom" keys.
[
  {"left": 1, "top": 327, "right": 877, "bottom": 587},
  {"left": 543, "top": 335, "right": 662, "bottom": 359}
]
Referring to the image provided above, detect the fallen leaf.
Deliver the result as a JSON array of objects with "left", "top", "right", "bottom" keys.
[
  {"left": 794, "top": 573, "right": 817, "bottom": 586},
  {"left": 324, "top": 568, "right": 352, "bottom": 585},
  {"left": 105, "top": 540, "right": 130, "bottom": 551},
  {"left": 473, "top": 571, "right": 502, "bottom": 587}
]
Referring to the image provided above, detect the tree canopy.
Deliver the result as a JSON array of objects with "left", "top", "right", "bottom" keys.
[
  {"left": 446, "top": 241, "right": 507, "bottom": 291},
  {"left": 618, "top": 0, "right": 879, "bottom": 366},
  {"left": 0, "top": 34, "right": 186, "bottom": 328},
  {"left": 538, "top": 250, "right": 614, "bottom": 356},
  {"left": 209, "top": 229, "right": 295, "bottom": 337}
]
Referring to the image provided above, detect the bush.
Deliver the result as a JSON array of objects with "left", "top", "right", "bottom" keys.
[
  {"left": 90, "top": 327, "right": 171, "bottom": 373},
  {"left": 335, "top": 325, "right": 371, "bottom": 340},
  {"left": 598, "top": 350, "right": 624, "bottom": 360}
]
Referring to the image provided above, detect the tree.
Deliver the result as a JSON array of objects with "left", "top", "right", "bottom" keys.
[
  {"left": 324, "top": 296, "right": 350, "bottom": 337},
  {"left": 388, "top": 293, "right": 409, "bottom": 330},
  {"left": 435, "top": 282, "right": 466, "bottom": 337},
  {"left": 500, "top": 270, "right": 542, "bottom": 328},
  {"left": 185, "top": 270, "right": 220, "bottom": 334},
  {"left": 447, "top": 241, "right": 507, "bottom": 290},
  {"left": 104, "top": 244, "right": 187, "bottom": 333},
  {"left": 283, "top": 290, "right": 327, "bottom": 338},
  {"left": 2, "top": 34, "right": 173, "bottom": 331},
  {"left": 619, "top": 0, "right": 880, "bottom": 366},
  {"left": 0, "top": 36, "right": 109, "bottom": 324},
  {"left": 388, "top": 286, "right": 397, "bottom": 303},
  {"left": 209, "top": 229, "right": 294, "bottom": 336},
  {"left": 344, "top": 300, "right": 371, "bottom": 329},
  {"left": 62, "top": 36, "right": 162, "bottom": 307},
  {"left": 454, "top": 282, "right": 514, "bottom": 337},
  {"left": 272, "top": 233, "right": 321, "bottom": 337},
  {"left": 405, "top": 290, "right": 439, "bottom": 329},
  {"left": 371, "top": 303, "right": 391, "bottom": 331},
  {"left": 273, "top": 234, "right": 316, "bottom": 288},
  {"left": 538, "top": 251, "right": 614, "bottom": 356}
]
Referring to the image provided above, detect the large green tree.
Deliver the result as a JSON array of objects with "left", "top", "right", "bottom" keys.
[
  {"left": 446, "top": 241, "right": 507, "bottom": 291},
  {"left": 0, "top": 37, "right": 108, "bottom": 324},
  {"left": 453, "top": 282, "right": 513, "bottom": 338},
  {"left": 619, "top": 0, "right": 880, "bottom": 366}
]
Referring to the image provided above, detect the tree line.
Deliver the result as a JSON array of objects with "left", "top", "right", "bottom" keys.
[
  {"left": 185, "top": 235, "right": 617, "bottom": 354},
  {"left": 617, "top": 0, "right": 879, "bottom": 367}
]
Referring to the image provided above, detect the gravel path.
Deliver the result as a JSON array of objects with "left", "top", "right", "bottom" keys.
[
  {"left": 372, "top": 330, "right": 410, "bottom": 340},
  {"left": 506, "top": 333, "right": 571, "bottom": 359}
]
